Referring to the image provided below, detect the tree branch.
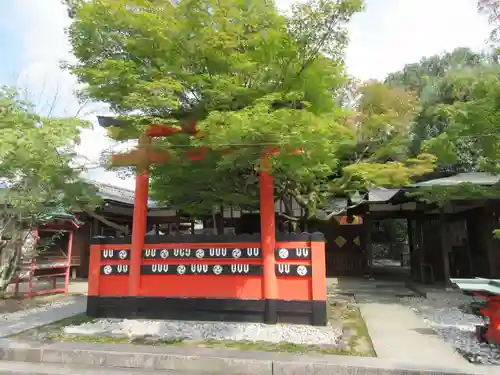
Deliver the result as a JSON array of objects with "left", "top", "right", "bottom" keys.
[{"left": 277, "top": 212, "right": 300, "bottom": 222}]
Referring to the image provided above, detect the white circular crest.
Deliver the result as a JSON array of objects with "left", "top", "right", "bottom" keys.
[
  {"left": 118, "top": 250, "right": 127, "bottom": 259},
  {"left": 213, "top": 265, "right": 223, "bottom": 275},
  {"left": 232, "top": 248, "right": 242, "bottom": 258},
  {"left": 160, "top": 249, "right": 169, "bottom": 259},
  {"left": 297, "top": 265, "right": 308, "bottom": 276},
  {"left": 195, "top": 249, "right": 205, "bottom": 258},
  {"left": 278, "top": 248, "right": 289, "bottom": 259},
  {"left": 177, "top": 265, "right": 186, "bottom": 274},
  {"left": 103, "top": 265, "right": 113, "bottom": 275}
]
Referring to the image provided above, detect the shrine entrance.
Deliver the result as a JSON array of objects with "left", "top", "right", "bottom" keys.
[{"left": 324, "top": 215, "right": 365, "bottom": 276}]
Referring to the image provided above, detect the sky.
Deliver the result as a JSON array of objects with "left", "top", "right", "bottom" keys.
[{"left": 0, "top": 0, "right": 492, "bottom": 190}]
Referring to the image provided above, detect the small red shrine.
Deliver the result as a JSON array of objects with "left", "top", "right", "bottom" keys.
[{"left": 87, "top": 117, "right": 327, "bottom": 325}]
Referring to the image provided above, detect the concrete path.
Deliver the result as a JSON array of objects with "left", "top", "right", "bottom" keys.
[
  {"left": 0, "top": 361, "right": 193, "bottom": 375},
  {"left": 0, "top": 295, "right": 86, "bottom": 338},
  {"left": 329, "top": 277, "right": 478, "bottom": 370},
  {"left": 327, "top": 277, "right": 418, "bottom": 297},
  {"left": 356, "top": 293, "right": 475, "bottom": 369}
]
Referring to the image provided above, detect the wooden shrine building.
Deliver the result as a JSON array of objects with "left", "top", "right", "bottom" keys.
[{"left": 342, "top": 172, "right": 500, "bottom": 283}]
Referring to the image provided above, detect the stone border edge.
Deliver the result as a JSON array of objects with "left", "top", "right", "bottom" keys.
[{"left": 0, "top": 339, "right": 485, "bottom": 375}]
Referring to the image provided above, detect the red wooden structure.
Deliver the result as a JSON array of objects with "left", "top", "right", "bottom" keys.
[
  {"left": 89, "top": 232, "right": 325, "bottom": 323},
  {"left": 473, "top": 292, "right": 500, "bottom": 344},
  {"left": 87, "top": 118, "right": 327, "bottom": 325},
  {"left": 450, "top": 278, "right": 500, "bottom": 345},
  {"left": 15, "top": 228, "right": 76, "bottom": 299}
]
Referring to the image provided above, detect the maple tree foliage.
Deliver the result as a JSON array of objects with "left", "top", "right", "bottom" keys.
[
  {"left": 0, "top": 88, "right": 98, "bottom": 290},
  {"left": 66, "top": 0, "right": 435, "bottom": 221}
]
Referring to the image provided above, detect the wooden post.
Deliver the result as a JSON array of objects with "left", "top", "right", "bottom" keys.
[
  {"left": 363, "top": 213, "right": 373, "bottom": 276},
  {"left": 259, "top": 158, "right": 278, "bottom": 323},
  {"left": 64, "top": 231, "right": 74, "bottom": 295},
  {"left": 407, "top": 217, "right": 415, "bottom": 279},
  {"left": 92, "top": 217, "right": 100, "bottom": 237},
  {"left": 176, "top": 214, "right": 181, "bottom": 234},
  {"left": 219, "top": 204, "right": 225, "bottom": 234},
  {"left": 439, "top": 209, "right": 451, "bottom": 287},
  {"left": 483, "top": 208, "right": 495, "bottom": 278},
  {"left": 416, "top": 215, "right": 426, "bottom": 283}
]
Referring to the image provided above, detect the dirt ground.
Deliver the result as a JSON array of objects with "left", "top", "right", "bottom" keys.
[{"left": 0, "top": 279, "right": 87, "bottom": 314}]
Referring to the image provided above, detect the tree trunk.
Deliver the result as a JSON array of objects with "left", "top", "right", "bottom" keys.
[
  {"left": 0, "top": 227, "right": 29, "bottom": 292},
  {"left": 281, "top": 196, "right": 298, "bottom": 232}
]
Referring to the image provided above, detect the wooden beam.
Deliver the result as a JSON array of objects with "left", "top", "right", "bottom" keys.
[
  {"left": 80, "top": 207, "right": 129, "bottom": 235},
  {"left": 416, "top": 216, "right": 426, "bottom": 283},
  {"left": 363, "top": 213, "right": 373, "bottom": 275},
  {"left": 439, "top": 209, "right": 451, "bottom": 287}
]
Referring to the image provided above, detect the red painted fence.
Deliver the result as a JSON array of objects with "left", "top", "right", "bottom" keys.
[{"left": 87, "top": 232, "right": 327, "bottom": 325}]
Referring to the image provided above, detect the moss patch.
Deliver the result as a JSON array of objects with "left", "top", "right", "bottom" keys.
[
  {"left": 12, "top": 300, "right": 375, "bottom": 357},
  {"left": 327, "top": 300, "right": 376, "bottom": 356}
]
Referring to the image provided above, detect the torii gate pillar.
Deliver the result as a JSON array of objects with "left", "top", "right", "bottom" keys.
[{"left": 259, "top": 161, "right": 278, "bottom": 323}]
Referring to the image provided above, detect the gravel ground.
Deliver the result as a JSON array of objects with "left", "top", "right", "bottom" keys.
[
  {"left": 400, "top": 295, "right": 500, "bottom": 365},
  {"left": 63, "top": 318, "right": 343, "bottom": 346}
]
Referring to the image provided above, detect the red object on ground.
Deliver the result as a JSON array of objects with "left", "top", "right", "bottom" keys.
[{"left": 472, "top": 291, "right": 500, "bottom": 344}]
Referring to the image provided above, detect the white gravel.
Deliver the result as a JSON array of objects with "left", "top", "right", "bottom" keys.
[
  {"left": 401, "top": 295, "right": 500, "bottom": 365},
  {"left": 63, "top": 318, "right": 343, "bottom": 346}
]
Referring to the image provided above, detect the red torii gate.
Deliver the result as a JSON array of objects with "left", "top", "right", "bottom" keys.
[
  {"left": 98, "top": 116, "right": 284, "bottom": 313},
  {"left": 89, "top": 116, "right": 327, "bottom": 325}
]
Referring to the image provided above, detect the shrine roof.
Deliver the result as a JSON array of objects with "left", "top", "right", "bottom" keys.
[
  {"left": 367, "top": 188, "right": 402, "bottom": 202},
  {"left": 90, "top": 180, "right": 164, "bottom": 209},
  {"left": 416, "top": 172, "right": 500, "bottom": 187}
]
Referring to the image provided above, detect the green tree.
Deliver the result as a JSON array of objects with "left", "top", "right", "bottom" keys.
[
  {"left": 386, "top": 47, "right": 499, "bottom": 172},
  {"left": 477, "top": 0, "right": 500, "bottom": 44},
  {"left": 66, "top": 0, "right": 435, "bottom": 226},
  {"left": 402, "top": 58, "right": 500, "bottom": 216},
  {"left": 0, "top": 87, "right": 98, "bottom": 291}
]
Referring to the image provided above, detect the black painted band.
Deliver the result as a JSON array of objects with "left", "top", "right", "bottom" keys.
[
  {"left": 86, "top": 296, "right": 327, "bottom": 326},
  {"left": 274, "top": 247, "right": 311, "bottom": 260},
  {"left": 143, "top": 247, "right": 262, "bottom": 259},
  {"left": 101, "top": 249, "right": 131, "bottom": 260},
  {"left": 100, "top": 264, "right": 130, "bottom": 275},
  {"left": 141, "top": 264, "right": 262, "bottom": 275},
  {"left": 275, "top": 264, "right": 312, "bottom": 277}
]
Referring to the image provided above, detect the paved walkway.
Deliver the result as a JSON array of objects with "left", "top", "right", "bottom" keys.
[
  {"left": 328, "top": 277, "right": 478, "bottom": 371},
  {"left": 356, "top": 294, "right": 474, "bottom": 369},
  {"left": 0, "top": 360, "right": 191, "bottom": 375},
  {"left": 0, "top": 295, "right": 86, "bottom": 338}
]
